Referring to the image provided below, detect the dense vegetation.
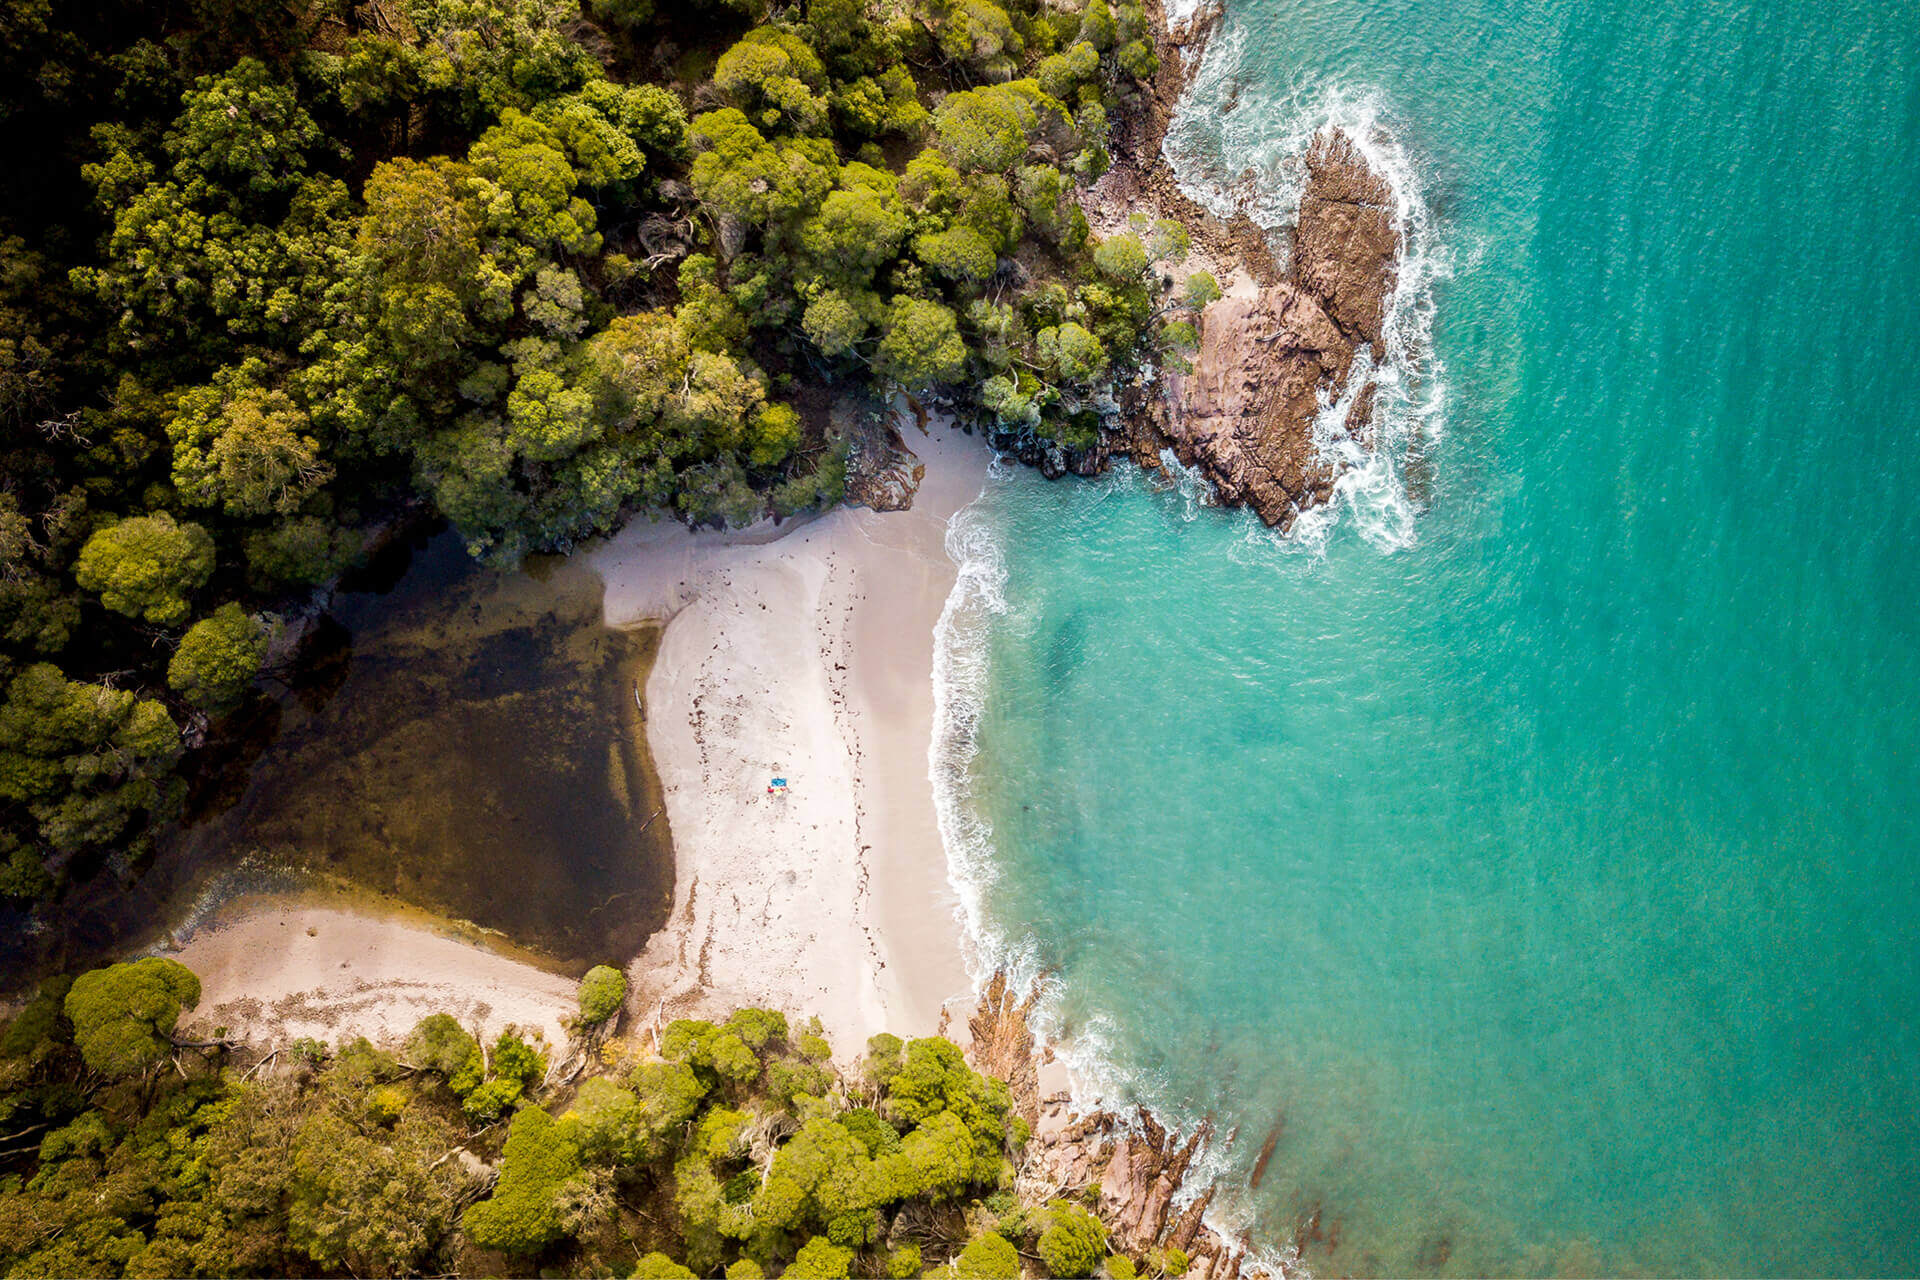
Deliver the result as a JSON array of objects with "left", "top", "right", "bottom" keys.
[
  {"left": 0, "top": 960, "right": 1191, "bottom": 1277},
  {"left": 0, "top": 0, "right": 1212, "bottom": 915}
]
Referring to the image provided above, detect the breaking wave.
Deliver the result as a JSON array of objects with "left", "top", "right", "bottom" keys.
[{"left": 1164, "top": 20, "right": 1453, "bottom": 556}]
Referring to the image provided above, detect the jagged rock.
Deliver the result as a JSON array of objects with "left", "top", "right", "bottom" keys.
[
  {"left": 1294, "top": 130, "right": 1398, "bottom": 348},
  {"left": 967, "top": 974, "right": 1281, "bottom": 1278},
  {"left": 1160, "top": 127, "right": 1400, "bottom": 530},
  {"left": 968, "top": 972, "right": 1042, "bottom": 1125},
  {"left": 842, "top": 400, "right": 925, "bottom": 512}
]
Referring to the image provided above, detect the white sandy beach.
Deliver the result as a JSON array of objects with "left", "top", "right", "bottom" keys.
[
  {"left": 154, "top": 417, "right": 988, "bottom": 1060},
  {"left": 173, "top": 894, "right": 579, "bottom": 1050},
  {"left": 592, "top": 418, "right": 991, "bottom": 1058}
]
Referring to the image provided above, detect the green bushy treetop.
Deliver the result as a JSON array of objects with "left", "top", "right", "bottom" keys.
[
  {"left": 577, "top": 964, "right": 627, "bottom": 1024},
  {"left": 956, "top": 1229, "right": 1023, "bottom": 1278},
  {"left": 1038, "top": 1200, "right": 1110, "bottom": 1277},
  {"left": 73, "top": 514, "right": 216, "bottom": 626},
  {"left": 167, "top": 603, "right": 269, "bottom": 712},
  {"left": 62, "top": 957, "right": 201, "bottom": 1077}
]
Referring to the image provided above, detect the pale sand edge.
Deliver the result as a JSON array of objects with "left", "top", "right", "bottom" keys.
[
  {"left": 591, "top": 417, "right": 990, "bottom": 1060},
  {"left": 170, "top": 891, "right": 579, "bottom": 1052}
]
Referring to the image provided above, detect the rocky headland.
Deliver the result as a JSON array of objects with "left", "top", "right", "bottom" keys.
[
  {"left": 970, "top": 974, "right": 1282, "bottom": 1279},
  {"left": 1038, "top": 0, "right": 1405, "bottom": 532},
  {"left": 1156, "top": 128, "right": 1400, "bottom": 529}
]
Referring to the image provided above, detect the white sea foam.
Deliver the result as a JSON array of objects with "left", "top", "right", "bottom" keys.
[
  {"left": 928, "top": 29, "right": 1451, "bottom": 1276},
  {"left": 928, "top": 461, "right": 1015, "bottom": 985},
  {"left": 1164, "top": 19, "right": 1453, "bottom": 559}
]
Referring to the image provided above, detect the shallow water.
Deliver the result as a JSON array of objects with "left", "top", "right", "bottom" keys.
[
  {"left": 8, "top": 529, "right": 673, "bottom": 979},
  {"left": 938, "top": 0, "right": 1920, "bottom": 1273}
]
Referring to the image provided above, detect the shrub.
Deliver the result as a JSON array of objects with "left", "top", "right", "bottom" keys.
[
  {"left": 887, "top": 1242, "right": 923, "bottom": 1277},
  {"left": 956, "top": 1231, "right": 1021, "bottom": 1278},
  {"left": 787, "top": 1236, "right": 855, "bottom": 1278},
  {"left": 1037, "top": 1201, "right": 1107, "bottom": 1278},
  {"left": 63, "top": 958, "right": 200, "bottom": 1077},
  {"left": 462, "top": 1108, "right": 587, "bottom": 1254},
  {"left": 577, "top": 965, "right": 626, "bottom": 1024}
]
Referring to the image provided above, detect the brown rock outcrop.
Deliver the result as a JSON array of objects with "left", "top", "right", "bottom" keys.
[
  {"left": 972, "top": 976, "right": 1282, "bottom": 1279},
  {"left": 1162, "top": 129, "right": 1401, "bottom": 530}
]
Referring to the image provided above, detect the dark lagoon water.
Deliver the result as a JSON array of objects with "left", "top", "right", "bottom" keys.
[
  {"left": 8, "top": 529, "right": 672, "bottom": 978},
  {"left": 935, "top": 0, "right": 1920, "bottom": 1273}
]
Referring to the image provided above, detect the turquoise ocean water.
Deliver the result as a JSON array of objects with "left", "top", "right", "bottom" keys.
[{"left": 933, "top": 0, "right": 1920, "bottom": 1273}]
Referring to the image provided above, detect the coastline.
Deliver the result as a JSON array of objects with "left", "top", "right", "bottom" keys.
[
  {"left": 170, "top": 885, "right": 580, "bottom": 1051},
  {"left": 590, "top": 416, "right": 992, "bottom": 1058}
]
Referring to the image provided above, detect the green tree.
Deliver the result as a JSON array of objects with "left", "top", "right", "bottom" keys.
[
  {"left": 689, "top": 109, "right": 838, "bottom": 226},
  {"left": 803, "top": 289, "right": 872, "bottom": 356},
  {"left": 801, "top": 165, "right": 911, "bottom": 283},
  {"left": 1037, "top": 321, "right": 1109, "bottom": 382},
  {"left": 1181, "top": 271, "right": 1222, "bottom": 309},
  {"left": 628, "top": 1059, "right": 709, "bottom": 1157},
  {"left": 955, "top": 1230, "right": 1021, "bottom": 1278},
  {"left": 169, "top": 383, "right": 333, "bottom": 517},
  {"left": 788, "top": 1235, "right": 855, "bottom": 1278},
  {"left": 714, "top": 28, "right": 831, "bottom": 134},
  {"left": 286, "top": 1109, "right": 467, "bottom": 1275},
  {"left": 0, "top": 663, "right": 182, "bottom": 854},
  {"left": 633, "top": 1253, "right": 698, "bottom": 1279},
  {"left": 167, "top": 604, "right": 268, "bottom": 713},
  {"left": 406, "top": 1013, "right": 482, "bottom": 1082},
  {"left": 915, "top": 225, "right": 997, "bottom": 286},
  {"left": 63, "top": 958, "right": 201, "bottom": 1077},
  {"left": 462, "top": 1106, "right": 589, "bottom": 1254},
  {"left": 244, "top": 516, "right": 363, "bottom": 589},
  {"left": 875, "top": 297, "right": 968, "bottom": 390},
  {"left": 577, "top": 965, "right": 627, "bottom": 1024},
  {"left": 1038, "top": 1201, "right": 1108, "bottom": 1278},
  {"left": 73, "top": 513, "right": 215, "bottom": 626}
]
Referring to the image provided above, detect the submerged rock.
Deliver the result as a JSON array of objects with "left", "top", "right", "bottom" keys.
[{"left": 1162, "top": 129, "right": 1401, "bottom": 530}]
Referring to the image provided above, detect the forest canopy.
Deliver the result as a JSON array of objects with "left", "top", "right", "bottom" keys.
[
  {"left": 0, "top": 962, "right": 1184, "bottom": 1279},
  {"left": 0, "top": 0, "right": 1203, "bottom": 910}
]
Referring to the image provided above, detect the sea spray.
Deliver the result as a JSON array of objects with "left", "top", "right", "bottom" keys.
[
  {"left": 1164, "top": 21, "right": 1453, "bottom": 556},
  {"left": 928, "top": 460, "right": 1015, "bottom": 986},
  {"left": 929, "top": 467, "right": 1294, "bottom": 1273}
]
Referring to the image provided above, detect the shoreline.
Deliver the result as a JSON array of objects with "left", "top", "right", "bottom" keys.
[
  {"left": 590, "top": 416, "right": 992, "bottom": 1058},
  {"left": 170, "top": 884, "right": 580, "bottom": 1051}
]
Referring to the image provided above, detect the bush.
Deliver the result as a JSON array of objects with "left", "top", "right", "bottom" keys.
[
  {"left": 1037, "top": 1201, "right": 1107, "bottom": 1278},
  {"left": 577, "top": 965, "right": 626, "bottom": 1024},
  {"left": 887, "top": 1243, "right": 923, "bottom": 1278},
  {"left": 462, "top": 1108, "right": 587, "bottom": 1254},
  {"left": 633, "top": 1252, "right": 697, "bottom": 1278},
  {"left": 956, "top": 1231, "right": 1021, "bottom": 1278},
  {"left": 1144, "top": 1245, "right": 1189, "bottom": 1276},
  {"left": 167, "top": 603, "right": 267, "bottom": 712},
  {"left": 406, "top": 1014, "right": 480, "bottom": 1081},
  {"left": 787, "top": 1236, "right": 854, "bottom": 1278}
]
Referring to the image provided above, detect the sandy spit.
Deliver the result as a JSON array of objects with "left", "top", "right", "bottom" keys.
[
  {"left": 171, "top": 892, "right": 580, "bottom": 1052},
  {"left": 591, "top": 418, "right": 991, "bottom": 1060}
]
